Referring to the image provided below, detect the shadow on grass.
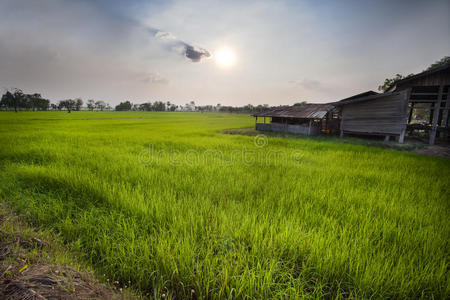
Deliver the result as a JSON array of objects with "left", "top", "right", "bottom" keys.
[{"left": 223, "top": 127, "right": 428, "bottom": 152}]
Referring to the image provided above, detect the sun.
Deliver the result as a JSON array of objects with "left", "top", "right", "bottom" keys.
[{"left": 215, "top": 47, "right": 236, "bottom": 68}]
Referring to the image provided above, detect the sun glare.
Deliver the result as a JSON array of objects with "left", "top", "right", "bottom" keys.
[{"left": 215, "top": 47, "right": 236, "bottom": 68}]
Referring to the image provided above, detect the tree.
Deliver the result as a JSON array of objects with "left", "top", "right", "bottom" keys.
[
  {"left": 36, "top": 97, "right": 50, "bottom": 111},
  {"left": 0, "top": 89, "right": 25, "bottom": 112},
  {"left": 59, "top": 99, "right": 76, "bottom": 113},
  {"left": 87, "top": 99, "right": 95, "bottom": 111},
  {"left": 0, "top": 91, "right": 15, "bottom": 111},
  {"left": 426, "top": 56, "right": 450, "bottom": 71},
  {"left": 293, "top": 101, "right": 307, "bottom": 106},
  {"left": 95, "top": 100, "right": 106, "bottom": 111},
  {"left": 138, "top": 102, "right": 152, "bottom": 111},
  {"left": 115, "top": 101, "right": 133, "bottom": 111},
  {"left": 378, "top": 74, "right": 413, "bottom": 92},
  {"left": 75, "top": 98, "right": 83, "bottom": 111},
  {"left": 379, "top": 56, "right": 450, "bottom": 92},
  {"left": 153, "top": 101, "right": 166, "bottom": 111},
  {"left": 1, "top": 89, "right": 50, "bottom": 111}
]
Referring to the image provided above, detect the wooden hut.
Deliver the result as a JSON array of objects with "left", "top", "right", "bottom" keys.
[
  {"left": 389, "top": 63, "right": 450, "bottom": 145},
  {"left": 336, "top": 63, "right": 450, "bottom": 144},
  {"left": 253, "top": 104, "right": 337, "bottom": 136},
  {"left": 334, "top": 91, "right": 410, "bottom": 142}
]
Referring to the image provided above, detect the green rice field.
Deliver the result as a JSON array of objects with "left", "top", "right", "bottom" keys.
[{"left": 0, "top": 111, "right": 448, "bottom": 299}]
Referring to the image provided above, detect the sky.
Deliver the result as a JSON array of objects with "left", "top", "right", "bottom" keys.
[{"left": 0, "top": 0, "right": 449, "bottom": 106}]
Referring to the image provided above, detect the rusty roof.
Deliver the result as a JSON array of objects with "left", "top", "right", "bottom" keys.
[
  {"left": 253, "top": 103, "right": 335, "bottom": 119},
  {"left": 333, "top": 92, "right": 402, "bottom": 106}
]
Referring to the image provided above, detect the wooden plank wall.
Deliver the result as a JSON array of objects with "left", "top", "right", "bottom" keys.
[{"left": 341, "top": 92, "right": 408, "bottom": 135}]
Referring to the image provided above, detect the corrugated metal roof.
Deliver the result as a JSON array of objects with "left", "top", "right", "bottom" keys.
[
  {"left": 333, "top": 92, "right": 402, "bottom": 106},
  {"left": 253, "top": 104, "right": 335, "bottom": 119},
  {"left": 393, "top": 63, "right": 450, "bottom": 86}
]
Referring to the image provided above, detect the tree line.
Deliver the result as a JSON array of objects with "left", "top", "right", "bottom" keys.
[
  {"left": 0, "top": 89, "right": 112, "bottom": 113},
  {"left": 0, "top": 89, "right": 50, "bottom": 112},
  {"left": 1, "top": 90, "right": 303, "bottom": 114},
  {"left": 114, "top": 100, "right": 285, "bottom": 113}
]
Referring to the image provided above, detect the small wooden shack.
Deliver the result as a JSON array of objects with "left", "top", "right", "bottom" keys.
[
  {"left": 334, "top": 91, "right": 410, "bottom": 142},
  {"left": 253, "top": 104, "right": 337, "bottom": 136},
  {"left": 389, "top": 63, "right": 450, "bottom": 145},
  {"left": 336, "top": 63, "right": 450, "bottom": 144}
]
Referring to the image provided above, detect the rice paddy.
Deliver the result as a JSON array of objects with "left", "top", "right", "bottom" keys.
[{"left": 0, "top": 111, "right": 448, "bottom": 299}]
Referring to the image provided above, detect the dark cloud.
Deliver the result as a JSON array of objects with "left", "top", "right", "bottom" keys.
[
  {"left": 148, "top": 28, "right": 210, "bottom": 62},
  {"left": 183, "top": 44, "right": 210, "bottom": 62}
]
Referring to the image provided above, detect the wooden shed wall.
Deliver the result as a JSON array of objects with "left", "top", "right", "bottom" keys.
[{"left": 341, "top": 92, "right": 408, "bottom": 135}]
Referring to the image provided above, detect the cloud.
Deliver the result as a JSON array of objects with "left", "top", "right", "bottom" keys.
[
  {"left": 289, "top": 79, "right": 323, "bottom": 90},
  {"left": 141, "top": 73, "right": 169, "bottom": 84},
  {"left": 148, "top": 27, "right": 210, "bottom": 62}
]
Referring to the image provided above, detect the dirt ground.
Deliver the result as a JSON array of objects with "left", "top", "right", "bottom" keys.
[
  {"left": 0, "top": 205, "right": 137, "bottom": 300},
  {"left": 412, "top": 145, "right": 450, "bottom": 159}
]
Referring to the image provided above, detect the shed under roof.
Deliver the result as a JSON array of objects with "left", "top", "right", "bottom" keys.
[{"left": 253, "top": 103, "right": 335, "bottom": 119}]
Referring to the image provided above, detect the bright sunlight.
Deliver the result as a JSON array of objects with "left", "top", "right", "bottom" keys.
[{"left": 215, "top": 47, "right": 236, "bottom": 68}]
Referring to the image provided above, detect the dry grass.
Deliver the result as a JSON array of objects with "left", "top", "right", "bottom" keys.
[{"left": 0, "top": 204, "right": 135, "bottom": 299}]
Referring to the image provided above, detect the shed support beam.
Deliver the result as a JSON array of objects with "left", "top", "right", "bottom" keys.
[
  {"left": 408, "top": 102, "right": 415, "bottom": 124},
  {"left": 398, "top": 88, "right": 411, "bottom": 144},
  {"left": 441, "top": 89, "right": 449, "bottom": 139},
  {"left": 429, "top": 85, "right": 444, "bottom": 145},
  {"left": 397, "top": 130, "right": 405, "bottom": 143}
]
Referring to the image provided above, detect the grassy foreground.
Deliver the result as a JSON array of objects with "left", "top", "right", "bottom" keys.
[{"left": 0, "top": 111, "right": 448, "bottom": 299}]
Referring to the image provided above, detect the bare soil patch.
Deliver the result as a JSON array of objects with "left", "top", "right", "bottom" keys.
[{"left": 0, "top": 205, "right": 136, "bottom": 299}]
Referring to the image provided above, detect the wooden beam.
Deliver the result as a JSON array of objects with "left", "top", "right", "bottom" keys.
[
  {"left": 441, "top": 91, "right": 449, "bottom": 138},
  {"left": 397, "top": 88, "right": 411, "bottom": 144},
  {"left": 429, "top": 102, "right": 435, "bottom": 124},
  {"left": 398, "top": 130, "right": 405, "bottom": 143},
  {"left": 429, "top": 85, "right": 444, "bottom": 145},
  {"left": 408, "top": 102, "right": 415, "bottom": 124}
]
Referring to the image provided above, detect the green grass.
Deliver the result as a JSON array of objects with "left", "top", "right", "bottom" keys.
[{"left": 0, "top": 111, "right": 448, "bottom": 299}]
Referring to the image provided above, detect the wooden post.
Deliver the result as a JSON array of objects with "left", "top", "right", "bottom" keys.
[
  {"left": 408, "top": 102, "right": 415, "bottom": 124},
  {"left": 429, "top": 85, "right": 443, "bottom": 145},
  {"left": 398, "top": 88, "right": 411, "bottom": 144},
  {"left": 398, "top": 130, "right": 405, "bottom": 143},
  {"left": 429, "top": 102, "right": 435, "bottom": 124},
  {"left": 441, "top": 88, "right": 449, "bottom": 138},
  {"left": 384, "top": 136, "right": 390, "bottom": 142}
]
